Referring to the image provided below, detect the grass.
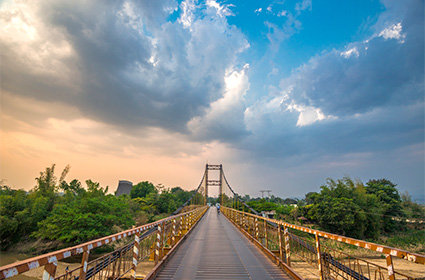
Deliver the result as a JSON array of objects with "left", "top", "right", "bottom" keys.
[{"left": 380, "top": 228, "right": 425, "bottom": 254}]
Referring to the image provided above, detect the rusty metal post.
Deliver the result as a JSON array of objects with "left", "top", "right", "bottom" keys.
[
  {"left": 79, "top": 250, "right": 90, "bottom": 280},
  {"left": 284, "top": 225, "right": 291, "bottom": 266},
  {"left": 386, "top": 254, "right": 396, "bottom": 280},
  {"left": 43, "top": 262, "right": 57, "bottom": 280},
  {"left": 264, "top": 219, "right": 269, "bottom": 249},
  {"left": 130, "top": 232, "right": 140, "bottom": 280},
  {"left": 315, "top": 233, "right": 324, "bottom": 280},
  {"left": 278, "top": 225, "right": 284, "bottom": 262}
]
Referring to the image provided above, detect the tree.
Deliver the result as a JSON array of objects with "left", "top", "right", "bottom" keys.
[
  {"left": 0, "top": 187, "right": 33, "bottom": 248},
  {"left": 302, "top": 176, "right": 380, "bottom": 239},
  {"left": 34, "top": 164, "right": 57, "bottom": 196},
  {"left": 60, "top": 179, "right": 85, "bottom": 197},
  {"left": 283, "top": 198, "right": 298, "bottom": 205},
  {"left": 33, "top": 164, "right": 71, "bottom": 213},
  {"left": 401, "top": 191, "right": 425, "bottom": 220},
  {"left": 248, "top": 199, "right": 278, "bottom": 212},
  {"left": 85, "top": 179, "right": 108, "bottom": 197},
  {"left": 131, "top": 181, "right": 157, "bottom": 198},
  {"left": 34, "top": 190, "right": 133, "bottom": 243},
  {"left": 155, "top": 191, "right": 178, "bottom": 213},
  {"left": 365, "top": 179, "right": 404, "bottom": 232},
  {"left": 171, "top": 187, "right": 192, "bottom": 205}
]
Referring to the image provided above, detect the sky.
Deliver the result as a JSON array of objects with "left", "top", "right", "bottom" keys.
[{"left": 0, "top": 0, "right": 424, "bottom": 202}]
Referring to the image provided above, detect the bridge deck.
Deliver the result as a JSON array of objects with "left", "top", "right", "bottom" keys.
[{"left": 154, "top": 208, "right": 292, "bottom": 280}]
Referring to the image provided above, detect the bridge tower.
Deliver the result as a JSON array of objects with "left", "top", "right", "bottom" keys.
[{"left": 205, "top": 164, "right": 223, "bottom": 205}]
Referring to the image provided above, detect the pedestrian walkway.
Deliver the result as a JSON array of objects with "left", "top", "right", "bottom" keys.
[{"left": 154, "top": 207, "right": 292, "bottom": 280}]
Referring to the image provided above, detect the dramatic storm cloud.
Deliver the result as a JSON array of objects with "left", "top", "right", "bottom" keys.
[
  {"left": 1, "top": 0, "right": 423, "bottom": 202},
  {"left": 1, "top": 0, "right": 248, "bottom": 132}
]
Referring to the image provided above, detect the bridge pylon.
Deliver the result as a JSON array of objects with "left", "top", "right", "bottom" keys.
[{"left": 205, "top": 164, "right": 223, "bottom": 205}]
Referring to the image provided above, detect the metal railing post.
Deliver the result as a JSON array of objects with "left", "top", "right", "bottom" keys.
[
  {"left": 249, "top": 216, "right": 252, "bottom": 235},
  {"left": 179, "top": 216, "right": 183, "bottom": 238},
  {"left": 315, "top": 233, "right": 324, "bottom": 280},
  {"left": 160, "top": 221, "right": 166, "bottom": 260},
  {"left": 255, "top": 217, "right": 259, "bottom": 241},
  {"left": 184, "top": 213, "right": 188, "bottom": 233},
  {"left": 130, "top": 232, "right": 140, "bottom": 280},
  {"left": 155, "top": 224, "right": 161, "bottom": 265},
  {"left": 264, "top": 219, "right": 269, "bottom": 249},
  {"left": 278, "top": 225, "right": 284, "bottom": 262},
  {"left": 79, "top": 250, "right": 90, "bottom": 280},
  {"left": 171, "top": 218, "right": 177, "bottom": 247},
  {"left": 284, "top": 225, "right": 291, "bottom": 266},
  {"left": 43, "top": 262, "right": 57, "bottom": 280},
  {"left": 386, "top": 254, "right": 396, "bottom": 280}
]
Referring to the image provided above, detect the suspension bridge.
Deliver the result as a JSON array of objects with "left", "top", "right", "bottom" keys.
[{"left": 1, "top": 164, "right": 424, "bottom": 280}]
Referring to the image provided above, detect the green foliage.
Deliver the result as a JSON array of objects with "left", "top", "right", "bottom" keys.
[
  {"left": 365, "top": 179, "right": 404, "bottom": 232},
  {"left": 5, "top": 164, "right": 420, "bottom": 252},
  {"left": 34, "top": 193, "right": 133, "bottom": 243},
  {"left": 85, "top": 179, "right": 108, "bottom": 197},
  {"left": 301, "top": 176, "right": 410, "bottom": 240},
  {"left": 34, "top": 164, "right": 58, "bottom": 197},
  {"left": 130, "top": 181, "right": 157, "bottom": 198},
  {"left": 1, "top": 165, "right": 199, "bottom": 248},
  {"left": 171, "top": 187, "right": 192, "bottom": 205},
  {"left": 248, "top": 199, "right": 278, "bottom": 212},
  {"left": 155, "top": 191, "right": 178, "bottom": 213},
  {"left": 129, "top": 185, "right": 194, "bottom": 221},
  {"left": 276, "top": 204, "right": 295, "bottom": 216},
  {"left": 401, "top": 191, "right": 425, "bottom": 220},
  {"left": 0, "top": 187, "right": 33, "bottom": 248}
]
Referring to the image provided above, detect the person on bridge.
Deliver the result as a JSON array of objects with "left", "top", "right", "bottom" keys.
[{"left": 217, "top": 203, "right": 220, "bottom": 214}]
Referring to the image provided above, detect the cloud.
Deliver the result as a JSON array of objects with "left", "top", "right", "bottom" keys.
[
  {"left": 0, "top": 0, "right": 423, "bottom": 200},
  {"left": 262, "top": 0, "right": 311, "bottom": 52},
  {"left": 295, "top": 0, "right": 312, "bottom": 13},
  {"left": 281, "top": 19, "right": 422, "bottom": 118},
  {"left": 243, "top": 0, "right": 424, "bottom": 159},
  {"left": 0, "top": 0, "right": 248, "bottom": 134},
  {"left": 188, "top": 64, "right": 250, "bottom": 141},
  {"left": 379, "top": 22, "right": 405, "bottom": 43}
]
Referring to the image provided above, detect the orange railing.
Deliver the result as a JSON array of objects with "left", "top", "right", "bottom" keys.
[
  {"left": 0, "top": 206, "right": 208, "bottom": 280},
  {"left": 222, "top": 206, "right": 425, "bottom": 280}
]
